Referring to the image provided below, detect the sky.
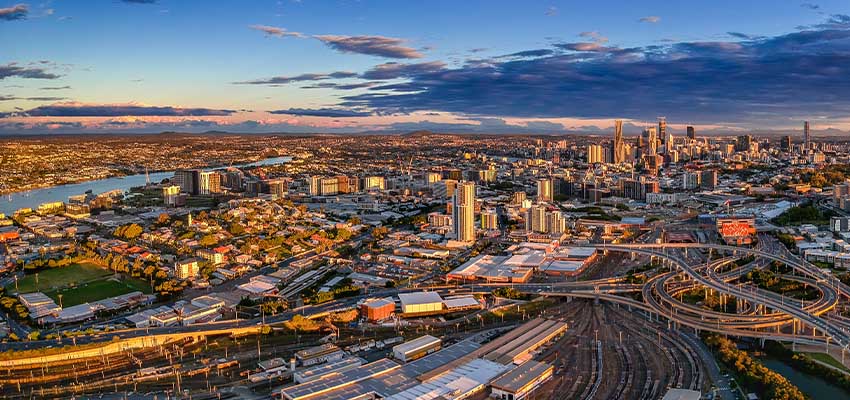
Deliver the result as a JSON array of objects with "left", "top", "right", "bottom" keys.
[{"left": 2, "top": 0, "right": 850, "bottom": 135}]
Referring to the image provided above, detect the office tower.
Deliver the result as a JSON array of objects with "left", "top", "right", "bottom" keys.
[
  {"left": 643, "top": 127, "right": 657, "bottom": 156},
  {"left": 781, "top": 136, "right": 792, "bottom": 152},
  {"left": 536, "top": 178, "right": 553, "bottom": 202},
  {"left": 804, "top": 121, "right": 811, "bottom": 151},
  {"left": 700, "top": 169, "right": 718, "bottom": 190},
  {"left": 511, "top": 191, "right": 527, "bottom": 205},
  {"left": 587, "top": 144, "right": 605, "bottom": 164},
  {"left": 173, "top": 169, "right": 201, "bottom": 195},
  {"left": 546, "top": 211, "right": 567, "bottom": 234},
  {"left": 308, "top": 176, "right": 321, "bottom": 196},
  {"left": 162, "top": 185, "right": 181, "bottom": 206},
  {"left": 481, "top": 210, "right": 499, "bottom": 230},
  {"left": 657, "top": 117, "right": 667, "bottom": 151},
  {"left": 198, "top": 171, "right": 221, "bottom": 195},
  {"left": 365, "top": 176, "right": 386, "bottom": 190},
  {"left": 320, "top": 178, "right": 339, "bottom": 196},
  {"left": 223, "top": 170, "right": 244, "bottom": 191},
  {"left": 683, "top": 172, "right": 701, "bottom": 190},
  {"left": 526, "top": 204, "right": 548, "bottom": 233},
  {"left": 613, "top": 120, "right": 625, "bottom": 164},
  {"left": 265, "top": 178, "right": 288, "bottom": 199},
  {"left": 426, "top": 172, "right": 442, "bottom": 185},
  {"left": 686, "top": 126, "right": 696, "bottom": 140},
  {"left": 452, "top": 182, "right": 476, "bottom": 242},
  {"left": 736, "top": 135, "right": 753, "bottom": 152}
]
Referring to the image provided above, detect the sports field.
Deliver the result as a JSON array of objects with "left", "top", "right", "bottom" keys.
[{"left": 8, "top": 263, "right": 153, "bottom": 307}]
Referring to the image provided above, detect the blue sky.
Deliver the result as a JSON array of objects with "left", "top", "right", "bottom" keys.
[{"left": 2, "top": 0, "right": 850, "bottom": 134}]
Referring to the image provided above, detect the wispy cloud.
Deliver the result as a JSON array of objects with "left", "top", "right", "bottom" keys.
[
  {"left": 545, "top": 6, "right": 558, "bottom": 17},
  {"left": 3, "top": 102, "right": 235, "bottom": 118},
  {"left": 0, "top": 4, "right": 28, "bottom": 21},
  {"left": 313, "top": 35, "right": 423, "bottom": 59},
  {"left": 121, "top": 0, "right": 157, "bottom": 4},
  {"left": 249, "top": 24, "right": 304, "bottom": 38},
  {"left": 801, "top": 3, "right": 820, "bottom": 10},
  {"left": 639, "top": 16, "right": 661, "bottom": 23},
  {"left": 579, "top": 31, "right": 609, "bottom": 44},
  {"left": 0, "top": 63, "right": 61, "bottom": 80},
  {"left": 39, "top": 85, "right": 71, "bottom": 90},
  {"left": 234, "top": 71, "right": 357, "bottom": 85},
  {"left": 0, "top": 95, "right": 66, "bottom": 101},
  {"left": 268, "top": 108, "right": 371, "bottom": 117}
]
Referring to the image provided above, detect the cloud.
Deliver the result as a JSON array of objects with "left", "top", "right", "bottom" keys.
[
  {"left": 545, "top": 6, "right": 558, "bottom": 16},
  {"left": 499, "top": 49, "right": 554, "bottom": 58},
  {"left": 0, "top": 96, "right": 66, "bottom": 101},
  {"left": 313, "top": 35, "right": 423, "bottom": 59},
  {"left": 4, "top": 103, "right": 236, "bottom": 118},
  {"left": 39, "top": 85, "right": 71, "bottom": 90},
  {"left": 0, "top": 63, "right": 61, "bottom": 80},
  {"left": 801, "top": 3, "right": 820, "bottom": 10},
  {"left": 555, "top": 42, "right": 616, "bottom": 52},
  {"left": 579, "top": 31, "right": 608, "bottom": 44},
  {"left": 639, "top": 16, "right": 661, "bottom": 23},
  {"left": 249, "top": 24, "right": 304, "bottom": 38},
  {"left": 727, "top": 32, "right": 762, "bottom": 40},
  {"left": 0, "top": 3, "right": 27, "bottom": 20},
  {"left": 121, "top": 0, "right": 157, "bottom": 4},
  {"left": 338, "top": 17, "right": 850, "bottom": 125},
  {"left": 234, "top": 71, "right": 357, "bottom": 85},
  {"left": 360, "top": 61, "right": 446, "bottom": 80},
  {"left": 268, "top": 108, "right": 372, "bottom": 117}
]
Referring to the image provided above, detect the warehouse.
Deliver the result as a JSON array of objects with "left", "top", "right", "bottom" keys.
[
  {"left": 295, "top": 343, "right": 345, "bottom": 367},
  {"left": 490, "top": 360, "right": 554, "bottom": 400},
  {"left": 446, "top": 255, "right": 534, "bottom": 284},
  {"left": 392, "top": 335, "right": 442, "bottom": 363},
  {"left": 293, "top": 357, "right": 364, "bottom": 384},
  {"left": 360, "top": 297, "right": 396, "bottom": 322},
  {"left": 398, "top": 292, "right": 444, "bottom": 315},
  {"left": 442, "top": 295, "right": 482, "bottom": 312}
]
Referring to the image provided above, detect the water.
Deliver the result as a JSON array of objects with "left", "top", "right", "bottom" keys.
[
  {"left": 0, "top": 156, "right": 292, "bottom": 216},
  {"left": 759, "top": 357, "right": 850, "bottom": 398}
]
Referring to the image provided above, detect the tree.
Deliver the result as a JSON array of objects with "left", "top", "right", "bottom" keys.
[
  {"left": 156, "top": 213, "right": 171, "bottom": 226},
  {"left": 199, "top": 234, "right": 218, "bottom": 247},
  {"left": 229, "top": 223, "right": 245, "bottom": 236}
]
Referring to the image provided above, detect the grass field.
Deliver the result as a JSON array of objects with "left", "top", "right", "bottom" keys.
[
  {"left": 805, "top": 352, "right": 850, "bottom": 372},
  {"left": 7, "top": 263, "right": 153, "bottom": 307},
  {"left": 46, "top": 278, "right": 152, "bottom": 307},
  {"left": 8, "top": 263, "right": 110, "bottom": 294}
]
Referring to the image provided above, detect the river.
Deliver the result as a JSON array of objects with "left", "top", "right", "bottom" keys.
[
  {"left": 759, "top": 357, "right": 850, "bottom": 399},
  {"left": 0, "top": 156, "right": 292, "bottom": 216}
]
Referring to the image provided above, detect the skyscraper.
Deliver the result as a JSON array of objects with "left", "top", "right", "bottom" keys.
[
  {"left": 613, "top": 119, "right": 625, "bottom": 164},
  {"left": 536, "top": 178, "right": 553, "bottom": 202},
  {"left": 452, "top": 182, "right": 476, "bottom": 242},
  {"left": 644, "top": 126, "right": 657, "bottom": 156},
  {"left": 657, "top": 117, "right": 667, "bottom": 152},
  {"left": 781, "top": 135, "right": 792, "bottom": 152},
  {"left": 686, "top": 126, "right": 696, "bottom": 140},
  {"left": 587, "top": 144, "right": 605, "bottom": 164},
  {"left": 804, "top": 121, "right": 811, "bottom": 151}
]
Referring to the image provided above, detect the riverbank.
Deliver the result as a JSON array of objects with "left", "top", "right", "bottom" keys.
[{"left": 0, "top": 156, "right": 292, "bottom": 216}]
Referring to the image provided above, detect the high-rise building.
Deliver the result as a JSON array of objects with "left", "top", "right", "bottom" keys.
[
  {"left": 481, "top": 210, "right": 499, "bottom": 230},
  {"left": 536, "top": 178, "right": 553, "bottom": 202},
  {"left": 613, "top": 120, "right": 625, "bottom": 164},
  {"left": 162, "top": 185, "right": 181, "bottom": 206},
  {"left": 198, "top": 171, "right": 221, "bottom": 195},
  {"left": 526, "top": 204, "right": 548, "bottom": 233},
  {"left": 736, "top": 135, "right": 753, "bottom": 152},
  {"left": 683, "top": 172, "right": 701, "bottom": 190},
  {"left": 804, "top": 121, "right": 811, "bottom": 151},
  {"left": 174, "top": 169, "right": 201, "bottom": 195},
  {"left": 700, "top": 169, "right": 718, "bottom": 190},
  {"left": 781, "top": 135, "right": 793, "bottom": 152},
  {"left": 686, "top": 126, "right": 696, "bottom": 140},
  {"left": 364, "top": 176, "right": 386, "bottom": 190},
  {"left": 511, "top": 191, "right": 527, "bottom": 205},
  {"left": 643, "top": 127, "right": 657, "bottom": 156},
  {"left": 308, "top": 176, "right": 321, "bottom": 196},
  {"left": 657, "top": 117, "right": 667, "bottom": 152},
  {"left": 452, "top": 182, "right": 476, "bottom": 242},
  {"left": 587, "top": 144, "right": 605, "bottom": 164}
]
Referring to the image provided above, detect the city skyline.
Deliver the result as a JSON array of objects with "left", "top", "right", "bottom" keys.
[{"left": 2, "top": 1, "right": 850, "bottom": 135}]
